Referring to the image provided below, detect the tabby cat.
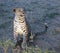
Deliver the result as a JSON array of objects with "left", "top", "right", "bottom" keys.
[
  {"left": 13, "top": 8, "right": 48, "bottom": 49},
  {"left": 13, "top": 8, "right": 32, "bottom": 49}
]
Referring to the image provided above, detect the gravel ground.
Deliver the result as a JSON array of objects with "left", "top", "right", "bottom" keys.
[{"left": 0, "top": 0, "right": 60, "bottom": 53}]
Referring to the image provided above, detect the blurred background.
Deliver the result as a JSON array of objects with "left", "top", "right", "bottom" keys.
[{"left": 0, "top": 0, "right": 60, "bottom": 53}]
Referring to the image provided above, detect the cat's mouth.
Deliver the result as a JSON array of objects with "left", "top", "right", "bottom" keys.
[{"left": 20, "top": 15, "right": 24, "bottom": 17}]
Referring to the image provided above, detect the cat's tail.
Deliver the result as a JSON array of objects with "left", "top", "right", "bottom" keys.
[{"left": 29, "top": 23, "right": 48, "bottom": 43}]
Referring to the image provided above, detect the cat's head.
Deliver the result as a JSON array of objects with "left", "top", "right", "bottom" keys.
[{"left": 13, "top": 8, "right": 25, "bottom": 17}]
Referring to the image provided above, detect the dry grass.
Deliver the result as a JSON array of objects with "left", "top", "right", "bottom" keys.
[{"left": 0, "top": 39, "right": 56, "bottom": 53}]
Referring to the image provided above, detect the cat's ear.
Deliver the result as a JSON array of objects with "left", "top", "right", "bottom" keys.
[{"left": 13, "top": 8, "right": 16, "bottom": 12}]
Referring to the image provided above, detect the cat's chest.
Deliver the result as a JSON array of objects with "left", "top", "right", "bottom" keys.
[{"left": 14, "top": 18, "right": 26, "bottom": 33}]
